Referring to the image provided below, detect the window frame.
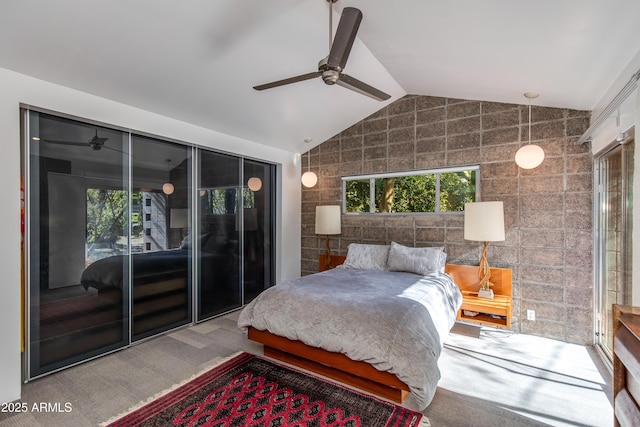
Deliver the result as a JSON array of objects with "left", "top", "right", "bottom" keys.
[{"left": 341, "top": 165, "right": 480, "bottom": 214}]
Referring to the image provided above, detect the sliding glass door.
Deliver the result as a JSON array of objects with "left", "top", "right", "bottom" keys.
[
  {"left": 27, "top": 111, "right": 130, "bottom": 378},
  {"left": 595, "top": 136, "right": 634, "bottom": 358}
]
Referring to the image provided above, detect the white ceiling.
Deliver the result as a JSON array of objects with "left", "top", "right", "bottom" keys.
[{"left": 2, "top": 0, "right": 640, "bottom": 154}]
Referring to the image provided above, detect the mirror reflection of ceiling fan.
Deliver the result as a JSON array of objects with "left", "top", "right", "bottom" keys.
[
  {"left": 41, "top": 130, "right": 126, "bottom": 154},
  {"left": 253, "top": 0, "right": 390, "bottom": 101}
]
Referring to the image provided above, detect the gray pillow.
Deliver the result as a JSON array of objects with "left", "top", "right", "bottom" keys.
[
  {"left": 341, "top": 243, "right": 390, "bottom": 270},
  {"left": 386, "top": 241, "right": 445, "bottom": 275}
]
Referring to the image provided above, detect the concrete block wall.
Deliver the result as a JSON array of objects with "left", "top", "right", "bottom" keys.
[{"left": 301, "top": 94, "right": 593, "bottom": 344}]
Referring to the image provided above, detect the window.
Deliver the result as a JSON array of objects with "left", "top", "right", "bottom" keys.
[{"left": 343, "top": 166, "right": 478, "bottom": 213}]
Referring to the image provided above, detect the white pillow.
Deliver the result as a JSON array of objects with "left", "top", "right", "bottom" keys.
[
  {"left": 386, "top": 241, "right": 445, "bottom": 275},
  {"left": 341, "top": 243, "right": 390, "bottom": 270}
]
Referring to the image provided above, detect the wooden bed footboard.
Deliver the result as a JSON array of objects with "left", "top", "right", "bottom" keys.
[{"left": 247, "top": 327, "right": 409, "bottom": 403}]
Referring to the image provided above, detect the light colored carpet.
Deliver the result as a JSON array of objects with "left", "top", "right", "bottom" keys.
[{"left": 0, "top": 311, "right": 612, "bottom": 426}]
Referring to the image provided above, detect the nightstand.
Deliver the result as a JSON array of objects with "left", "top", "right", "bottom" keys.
[
  {"left": 445, "top": 264, "right": 513, "bottom": 328},
  {"left": 319, "top": 254, "right": 346, "bottom": 272}
]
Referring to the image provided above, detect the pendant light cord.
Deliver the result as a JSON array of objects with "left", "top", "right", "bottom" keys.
[{"left": 528, "top": 98, "right": 532, "bottom": 145}]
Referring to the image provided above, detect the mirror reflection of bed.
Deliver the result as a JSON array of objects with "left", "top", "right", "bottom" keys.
[{"left": 38, "top": 216, "right": 244, "bottom": 372}]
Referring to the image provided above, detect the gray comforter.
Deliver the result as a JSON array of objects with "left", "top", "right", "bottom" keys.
[{"left": 237, "top": 267, "right": 462, "bottom": 409}]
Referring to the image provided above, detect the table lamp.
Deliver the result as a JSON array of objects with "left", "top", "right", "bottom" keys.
[
  {"left": 464, "top": 201, "right": 505, "bottom": 299},
  {"left": 315, "top": 205, "right": 342, "bottom": 270}
]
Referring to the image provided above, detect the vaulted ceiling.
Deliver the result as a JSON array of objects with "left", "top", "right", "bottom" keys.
[{"left": 1, "top": 0, "right": 639, "bottom": 153}]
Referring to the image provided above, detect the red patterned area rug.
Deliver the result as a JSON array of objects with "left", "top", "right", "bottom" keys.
[{"left": 103, "top": 352, "right": 428, "bottom": 427}]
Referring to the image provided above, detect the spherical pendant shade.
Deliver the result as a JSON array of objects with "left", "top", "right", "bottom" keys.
[
  {"left": 515, "top": 144, "right": 545, "bottom": 169},
  {"left": 247, "top": 177, "right": 262, "bottom": 191},
  {"left": 301, "top": 171, "right": 318, "bottom": 188},
  {"left": 162, "top": 182, "right": 175, "bottom": 195}
]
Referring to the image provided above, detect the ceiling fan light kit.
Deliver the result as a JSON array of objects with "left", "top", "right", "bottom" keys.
[
  {"left": 515, "top": 92, "right": 545, "bottom": 169},
  {"left": 253, "top": 1, "right": 390, "bottom": 101}
]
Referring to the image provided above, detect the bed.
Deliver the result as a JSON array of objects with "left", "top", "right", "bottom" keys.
[
  {"left": 237, "top": 242, "right": 463, "bottom": 409},
  {"left": 81, "top": 233, "right": 235, "bottom": 336},
  {"left": 80, "top": 233, "right": 234, "bottom": 292}
]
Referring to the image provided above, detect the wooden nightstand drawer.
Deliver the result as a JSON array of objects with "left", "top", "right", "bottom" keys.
[{"left": 458, "top": 294, "right": 512, "bottom": 328}]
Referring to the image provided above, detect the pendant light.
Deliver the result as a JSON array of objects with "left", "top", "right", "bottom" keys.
[
  {"left": 247, "top": 176, "right": 263, "bottom": 191},
  {"left": 301, "top": 152, "right": 318, "bottom": 188},
  {"left": 162, "top": 159, "right": 175, "bottom": 195},
  {"left": 515, "top": 92, "right": 545, "bottom": 169}
]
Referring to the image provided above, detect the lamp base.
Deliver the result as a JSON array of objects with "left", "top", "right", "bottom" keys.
[{"left": 477, "top": 288, "right": 494, "bottom": 299}]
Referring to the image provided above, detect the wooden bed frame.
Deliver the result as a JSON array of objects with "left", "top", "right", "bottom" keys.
[{"left": 247, "top": 262, "right": 511, "bottom": 404}]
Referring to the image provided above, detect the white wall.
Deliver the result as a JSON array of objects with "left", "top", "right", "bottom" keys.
[{"left": 0, "top": 67, "right": 302, "bottom": 403}]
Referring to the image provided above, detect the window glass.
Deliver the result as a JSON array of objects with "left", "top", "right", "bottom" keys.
[
  {"left": 343, "top": 166, "right": 478, "bottom": 214},
  {"left": 345, "top": 179, "right": 371, "bottom": 213},
  {"left": 440, "top": 170, "right": 477, "bottom": 212}
]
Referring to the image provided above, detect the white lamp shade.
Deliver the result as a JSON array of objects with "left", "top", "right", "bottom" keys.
[
  {"left": 315, "top": 205, "right": 341, "bottom": 235},
  {"left": 515, "top": 144, "right": 545, "bottom": 169},
  {"left": 247, "top": 177, "right": 262, "bottom": 191},
  {"left": 464, "top": 201, "right": 505, "bottom": 242},
  {"left": 162, "top": 182, "right": 175, "bottom": 195},
  {"left": 301, "top": 171, "right": 318, "bottom": 188}
]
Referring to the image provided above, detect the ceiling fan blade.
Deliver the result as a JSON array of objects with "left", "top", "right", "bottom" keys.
[
  {"left": 337, "top": 74, "right": 391, "bottom": 101},
  {"left": 327, "top": 7, "right": 362, "bottom": 71},
  {"left": 101, "top": 145, "right": 128, "bottom": 155},
  {"left": 41, "top": 139, "right": 88, "bottom": 147},
  {"left": 253, "top": 71, "right": 321, "bottom": 91}
]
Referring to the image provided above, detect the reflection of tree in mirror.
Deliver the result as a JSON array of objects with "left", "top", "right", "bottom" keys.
[
  {"left": 243, "top": 187, "right": 256, "bottom": 208},
  {"left": 86, "top": 189, "right": 142, "bottom": 247},
  {"left": 201, "top": 187, "right": 251, "bottom": 214}
]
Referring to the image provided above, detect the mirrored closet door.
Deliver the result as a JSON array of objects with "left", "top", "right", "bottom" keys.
[
  {"left": 196, "top": 151, "right": 242, "bottom": 320},
  {"left": 243, "top": 159, "right": 276, "bottom": 303},
  {"left": 130, "top": 135, "right": 193, "bottom": 340},
  {"left": 26, "top": 111, "right": 130, "bottom": 378},
  {"left": 24, "top": 109, "right": 277, "bottom": 379}
]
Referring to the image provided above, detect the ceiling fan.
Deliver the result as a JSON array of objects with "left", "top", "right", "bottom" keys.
[
  {"left": 253, "top": 0, "right": 390, "bottom": 101},
  {"left": 41, "top": 130, "right": 125, "bottom": 153}
]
